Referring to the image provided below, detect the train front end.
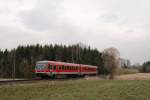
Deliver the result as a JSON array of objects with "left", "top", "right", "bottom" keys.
[{"left": 34, "top": 61, "right": 51, "bottom": 78}]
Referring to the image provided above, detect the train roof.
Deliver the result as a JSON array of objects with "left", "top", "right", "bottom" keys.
[{"left": 36, "top": 60, "right": 97, "bottom": 68}]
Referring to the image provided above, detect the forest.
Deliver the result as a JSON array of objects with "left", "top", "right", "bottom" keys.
[
  {"left": 0, "top": 44, "right": 103, "bottom": 78},
  {"left": 0, "top": 43, "right": 149, "bottom": 79}
]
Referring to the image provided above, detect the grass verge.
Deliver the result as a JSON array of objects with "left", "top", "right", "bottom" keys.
[{"left": 0, "top": 79, "right": 150, "bottom": 100}]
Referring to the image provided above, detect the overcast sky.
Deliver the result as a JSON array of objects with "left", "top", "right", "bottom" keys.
[{"left": 0, "top": 0, "right": 150, "bottom": 64}]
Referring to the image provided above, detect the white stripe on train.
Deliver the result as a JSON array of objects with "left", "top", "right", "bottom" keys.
[{"left": 36, "top": 72, "right": 97, "bottom": 75}]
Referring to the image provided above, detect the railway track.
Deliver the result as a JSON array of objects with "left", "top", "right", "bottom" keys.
[
  {"left": 0, "top": 79, "right": 44, "bottom": 85},
  {"left": 0, "top": 78, "right": 81, "bottom": 85}
]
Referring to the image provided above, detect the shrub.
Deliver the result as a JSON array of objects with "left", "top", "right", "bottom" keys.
[
  {"left": 139, "top": 65, "right": 150, "bottom": 73},
  {"left": 139, "top": 61, "right": 150, "bottom": 73}
]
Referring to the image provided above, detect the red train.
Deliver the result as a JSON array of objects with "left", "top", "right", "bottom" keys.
[{"left": 34, "top": 60, "right": 98, "bottom": 78}]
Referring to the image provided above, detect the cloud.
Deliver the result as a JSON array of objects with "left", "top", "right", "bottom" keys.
[
  {"left": 19, "top": 0, "right": 62, "bottom": 31},
  {"left": 0, "top": 0, "right": 150, "bottom": 64}
]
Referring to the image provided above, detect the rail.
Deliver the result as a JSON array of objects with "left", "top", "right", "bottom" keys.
[{"left": 0, "top": 78, "right": 80, "bottom": 85}]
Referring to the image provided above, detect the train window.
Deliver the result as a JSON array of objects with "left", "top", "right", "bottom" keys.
[
  {"left": 62, "top": 66, "right": 64, "bottom": 70},
  {"left": 53, "top": 65, "right": 56, "bottom": 70},
  {"left": 58, "top": 65, "right": 61, "bottom": 70},
  {"left": 57, "top": 65, "right": 59, "bottom": 69},
  {"left": 49, "top": 65, "right": 52, "bottom": 70},
  {"left": 65, "top": 66, "right": 66, "bottom": 70},
  {"left": 65, "top": 66, "right": 67, "bottom": 70},
  {"left": 64, "top": 66, "right": 66, "bottom": 70}
]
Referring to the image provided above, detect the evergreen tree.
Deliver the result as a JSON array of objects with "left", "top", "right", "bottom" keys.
[{"left": 0, "top": 43, "right": 103, "bottom": 78}]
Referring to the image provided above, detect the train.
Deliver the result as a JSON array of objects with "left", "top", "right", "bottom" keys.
[{"left": 34, "top": 60, "right": 98, "bottom": 78}]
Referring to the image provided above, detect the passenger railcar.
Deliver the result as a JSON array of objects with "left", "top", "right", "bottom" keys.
[{"left": 34, "top": 60, "right": 98, "bottom": 78}]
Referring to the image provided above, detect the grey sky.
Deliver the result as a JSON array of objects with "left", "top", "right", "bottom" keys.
[{"left": 0, "top": 0, "right": 150, "bottom": 64}]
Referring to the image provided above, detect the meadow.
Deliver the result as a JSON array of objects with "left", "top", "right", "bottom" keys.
[{"left": 0, "top": 79, "right": 150, "bottom": 100}]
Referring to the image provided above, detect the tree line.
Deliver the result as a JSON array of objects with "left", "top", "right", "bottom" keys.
[
  {"left": 139, "top": 61, "right": 150, "bottom": 73},
  {"left": 1, "top": 43, "right": 148, "bottom": 79},
  {"left": 0, "top": 44, "right": 103, "bottom": 78}
]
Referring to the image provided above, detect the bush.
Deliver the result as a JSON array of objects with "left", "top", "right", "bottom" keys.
[{"left": 139, "top": 65, "right": 150, "bottom": 73}]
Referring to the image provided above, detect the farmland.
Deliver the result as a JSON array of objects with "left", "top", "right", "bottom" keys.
[{"left": 0, "top": 79, "right": 150, "bottom": 100}]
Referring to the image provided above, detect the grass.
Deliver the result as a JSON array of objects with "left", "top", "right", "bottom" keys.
[
  {"left": 0, "top": 79, "right": 150, "bottom": 100},
  {"left": 116, "top": 68, "right": 139, "bottom": 75}
]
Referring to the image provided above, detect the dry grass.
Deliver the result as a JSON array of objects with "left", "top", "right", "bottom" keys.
[
  {"left": 0, "top": 79, "right": 150, "bottom": 100},
  {"left": 116, "top": 73, "right": 150, "bottom": 80},
  {"left": 115, "top": 68, "right": 139, "bottom": 75}
]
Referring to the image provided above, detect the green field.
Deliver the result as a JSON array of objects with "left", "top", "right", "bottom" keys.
[{"left": 0, "top": 80, "right": 150, "bottom": 100}]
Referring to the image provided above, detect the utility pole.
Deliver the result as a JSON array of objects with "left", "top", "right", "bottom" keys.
[
  {"left": 78, "top": 43, "right": 82, "bottom": 64},
  {"left": 72, "top": 47, "right": 74, "bottom": 63},
  {"left": 13, "top": 50, "right": 16, "bottom": 79},
  {"left": 78, "top": 45, "right": 81, "bottom": 64},
  {"left": 76, "top": 46, "right": 78, "bottom": 63}
]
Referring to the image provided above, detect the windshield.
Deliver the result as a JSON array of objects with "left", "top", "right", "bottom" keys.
[{"left": 35, "top": 63, "right": 47, "bottom": 70}]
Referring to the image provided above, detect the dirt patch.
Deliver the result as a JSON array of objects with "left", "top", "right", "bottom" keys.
[
  {"left": 85, "top": 73, "right": 150, "bottom": 80},
  {"left": 116, "top": 73, "right": 150, "bottom": 80},
  {"left": 84, "top": 76, "right": 104, "bottom": 80}
]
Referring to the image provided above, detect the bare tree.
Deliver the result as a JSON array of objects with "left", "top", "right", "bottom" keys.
[
  {"left": 102, "top": 47, "right": 120, "bottom": 79},
  {"left": 119, "top": 58, "right": 131, "bottom": 68}
]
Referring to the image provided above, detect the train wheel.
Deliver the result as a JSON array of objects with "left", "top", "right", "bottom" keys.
[
  {"left": 51, "top": 75, "right": 56, "bottom": 79},
  {"left": 80, "top": 74, "right": 85, "bottom": 78}
]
